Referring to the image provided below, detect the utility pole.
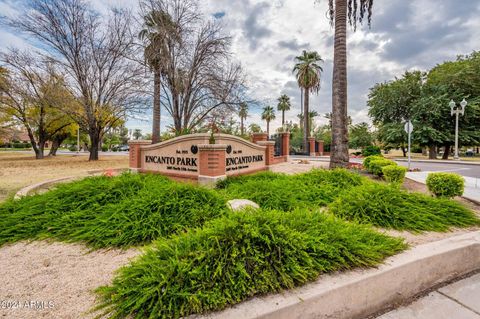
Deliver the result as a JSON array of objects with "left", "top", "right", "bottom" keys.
[{"left": 77, "top": 126, "right": 80, "bottom": 153}]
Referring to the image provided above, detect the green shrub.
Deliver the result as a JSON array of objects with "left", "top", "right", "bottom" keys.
[
  {"left": 363, "top": 155, "right": 384, "bottom": 171},
  {"left": 362, "top": 145, "right": 381, "bottom": 157},
  {"left": 426, "top": 172, "right": 465, "bottom": 198},
  {"left": 368, "top": 159, "right": 397, "bottom": 176},
  {"left": 95, "top": 209, "right": 406, "bottom": 319},
  {"left": 328, "top": 182, "right": 479, "bottom": 232},
  {"left": 382, "top": 165, "right": 407, "bottom": 184},
  {"left": 0, "top": 173, "right": 227, "bottom": 248},
  {"left": 218, "top": 169, "right": 364, "bottom": 210},
  {"left": 12, "top": 142, "right": 30, "bottom": 148}
]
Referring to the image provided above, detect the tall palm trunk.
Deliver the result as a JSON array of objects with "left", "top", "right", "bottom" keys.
[
  {"left": 304, "top": 89, "right": 309, "bottom": 153},
  {"left": 266, "top": 120, "right": 270, "bottom": 137},
  {"left": 282, "top": 111, "right": 285, "bottom": 126},
  {"left": 152, "top": 68, "right": 161, "bottom": 144},
  {"left": 330, "top": 0, "right": 349, "bottom": 168},
  {"left": 240, "top": 116, "right": 244, "bottom": 135}
]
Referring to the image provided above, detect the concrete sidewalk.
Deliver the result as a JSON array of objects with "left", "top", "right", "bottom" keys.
[
  {"left": 377, "top": 272, "right": 480, "bottom": 319},
  {"left": 406, "top": 171, "right": 480, "bottom": 203}
]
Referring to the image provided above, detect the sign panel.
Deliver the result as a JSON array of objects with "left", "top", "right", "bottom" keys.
[
  {"left": 216, "top": 135, "right": 266, "bottom": 175},
  {"left": 139, "top": 134, "right": 267, "bottom": 177},
  {"left": 404, "top": 121, "right": 413, "bottom": 134}
]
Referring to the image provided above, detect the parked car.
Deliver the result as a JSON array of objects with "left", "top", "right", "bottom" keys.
[
  {"left": 465, "top": 149, "right": 474, "bottom": 157},
  {"left": 118, "top": 145, "right": 129, "bottom": 152}
]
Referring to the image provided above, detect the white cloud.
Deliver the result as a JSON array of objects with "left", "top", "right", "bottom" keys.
[{"left": 2, "top": 0, "right": 479, "bottom": 134}]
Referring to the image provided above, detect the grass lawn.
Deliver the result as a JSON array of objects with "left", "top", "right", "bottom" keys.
[{"left": 0, "top": 152, "right": 128, "bottom": 202}]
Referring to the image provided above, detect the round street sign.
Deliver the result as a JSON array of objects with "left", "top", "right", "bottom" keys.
[{"left": 404, "top": 121, "right": 413, "bottom": 134}]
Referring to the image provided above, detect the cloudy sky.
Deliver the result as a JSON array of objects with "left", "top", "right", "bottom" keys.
[{"left": 1, "top": 0, "right": 479, "bottom": 134}]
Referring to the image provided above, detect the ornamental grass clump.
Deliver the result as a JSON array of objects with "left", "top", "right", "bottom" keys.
[
  {"left": 426, "top": 172, "right": 465, "bottom": 198},
  {"left": 0, "top": 173, "right": 227, "bottom": 248},
  {"left": 328, "top": 182, "right": 479, "bottom": 232},
  {"left": 218, "top": 169, "right": 364, "bottom": 210},
  {"left": 95, "top": 209, "right": 406, "bottom": 319}
]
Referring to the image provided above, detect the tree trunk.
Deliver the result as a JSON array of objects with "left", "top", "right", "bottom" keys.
[
  {"left": 442, "top": 145, "right": 451, "bottom": 160},
  {"left": 304, "top": 89, "right": 309, "bottom": 153},
  {"left": 88, "top": 129, "right": 101, "bottom": 161},
  {"left": 152, "top": 68, "right": 161, "bottom": 144},
  {"left": 48, "top": 134, "right": 68, "bottom": 156},
  {"left": 36, "top": 140, "right": 45, "bottom": 159},
  {"left": 241, "top": 117, "right": 244, "bottom": 135},
  {"left": 330, "top": 0, "right": 349, "bottom": 168},
  {"left": 25, "top": 126, "right": 44, "bottom": 159},
  {"left": 401, "top": 146, "right": 407, "bottom": 157},
  {"left": 49, "top": 139, "right": 60, "bottom": 156},
  {"left": 428, "top": 144, "right": 437, "bottom": 159},
  {"left": 282, "top": 110, "right": 285, "bottom": 126},
  {"left": 266, "top": 120, "right": 270, "bottom": 138}
]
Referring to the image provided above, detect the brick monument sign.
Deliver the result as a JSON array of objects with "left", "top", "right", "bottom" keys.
[{"left": 129, "top": 133, "right": 290, "bottom": 185}]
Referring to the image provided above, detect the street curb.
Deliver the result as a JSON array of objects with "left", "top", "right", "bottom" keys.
[
  {"left": 394, "top": 158, "right": 480, "bottom": 166},
  {"left": 198, "top": 231, "right": 480, "bottom": 319},
  {"left": 14, "top": 168, "right": 128, "bottom": 199},
  {"left": 14, "top": 176, "right": 78, "bottom": 199}
]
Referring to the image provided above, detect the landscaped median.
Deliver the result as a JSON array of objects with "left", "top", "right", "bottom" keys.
[{"left": 0, "top": 169, "right": 479, "bottom": 318}]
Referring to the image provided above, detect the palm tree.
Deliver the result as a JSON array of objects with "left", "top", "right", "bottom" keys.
[
  {"left": 139, "top": 10, "right": 178, "bottom": 144},
  {"left": 261, "top": 105, "right": 276, "bottom": 137},
  {"left": 297, "top": 113, "right": 304, "bottom": 130},
  {"left": 293, "top": 50, "right": 323, "bottom": 153},
  {"left": 327, "top": 0, "right": 373, "bottom": 168},
  {"left": 277, "top": 94, "right": 291, "bottom": 126},
  {"left": 308, "top": 111, "right": 319, "bottom": 133},
  {"left": 239, "top": 102, "right": 248, "bottom": 135}
]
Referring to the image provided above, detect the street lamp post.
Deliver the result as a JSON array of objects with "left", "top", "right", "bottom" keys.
[
  {"left": 449, "top": 99, "right": 467, "bottom": 160},
  {"left": 77, "top": 126, "right": 80, "bottom": 153}
]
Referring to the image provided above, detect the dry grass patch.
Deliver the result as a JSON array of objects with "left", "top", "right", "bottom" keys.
[{"left": 0, "top": 152, "right": 128, "bottom": 202}]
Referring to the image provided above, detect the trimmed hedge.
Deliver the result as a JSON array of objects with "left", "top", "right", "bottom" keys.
[
  {"left": 382, "top": 165, "right": 407, "bottom": 184},
  {"left": 426, "top": 172, "right": 465, "bottom": 198},
  {"left": 363, "top": 155, "right": 384, "bottom": 171},
  {"left": 95, "top": 209, "right": 406, "bottom": 319},
  {"left": 368, "top": 159, "right": 397, "bottom": 176},
  {"left": 328, "top": 182, "right": 479, "bottom": 232},
  {"left": 0, "top": 173, "right": 228, "bottom": 248},
  {"left": 362, "top": 145, "right": 381, "bottom": 157}
]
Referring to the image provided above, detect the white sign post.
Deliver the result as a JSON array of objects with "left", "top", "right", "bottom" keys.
[{"left": 404, "top": 120, "right": 413, "bottom": 170}]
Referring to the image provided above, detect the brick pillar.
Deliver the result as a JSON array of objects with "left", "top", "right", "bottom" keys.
[
  {"left": 128, "top": 140, "right": 151, "bottom": 171},
  {"left": 280, "top": 132, "right": 290, "bottom": 160},
  {"left": 198, "top": 144, "right": 227, "bottom": 187},
  {"left": 308, "top": 137, "right": 316, "bottom": 157},
  {"left": 318, "top": 140, "right": 324, "bottom": 156},
  {"left": 257, "top": 141, "right": 276, "bottom": 167},
  {"left": 252, "top": 133, "right": 268, "bottom": 144}
]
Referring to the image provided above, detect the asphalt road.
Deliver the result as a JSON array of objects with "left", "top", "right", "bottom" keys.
[{"left": 292, "top": 155, "right": 480, "bottom": 179}]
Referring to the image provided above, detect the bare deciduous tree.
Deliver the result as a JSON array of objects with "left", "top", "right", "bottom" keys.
[
  {"left": 6, "top": 0, "right": 147, "bottom": 160},
  {"left": 141, "top": 0, "right": 247, "bottom": 135}
]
